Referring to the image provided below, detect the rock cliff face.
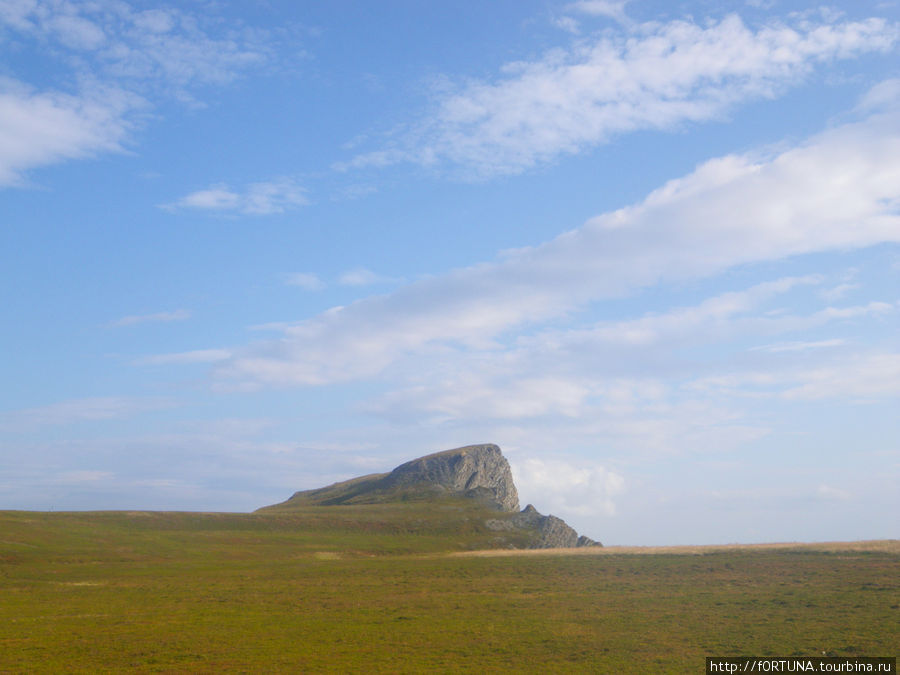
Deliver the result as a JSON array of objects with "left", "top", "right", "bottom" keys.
[
  {"left": 381, "top": 443, "right": 519, "bottom": 512},
  {"left": 507, "top": 504, "right": 599, "bottom": 548},
  {"left": 263, "top": 443, "right": 599, "bottom": 549}
]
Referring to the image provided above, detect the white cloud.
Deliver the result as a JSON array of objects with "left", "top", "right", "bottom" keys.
[
  {"left": 174, "top": 185, "right": 240, "bottom": 211},
  {"left": 781, "top": 353, "right": 900, "bottom": 400},
  {"left": 368, "top": 372, "right": 597, "bottom": 423},
  {"left": 332, "top": 183, "right": 378, "bottom": 201},
  {"left": 578, "top": 297, "right": 893, "bottom": 350},
  {"left": 357, "top": 327, "right": 775, "bottom": 456},
  {"left": 688, "top": 352, "right": 900, "bottom": 401},
  {"left": 0, "top": 0, "right": 37, "bottom": 30},
  {"left": 820, "top": 282, "right": 861, "bottom": 302},
  {"left": 0, "top": 1, "right": 270, "bottom": 91},
  {"left": 338, "top": 268, "right": 399, "bottom": 287},
  {"left": 136, "top": 349, "right": 232, "bottom": 366},
  {"left": 242, "top": 179, "right": 310, "bottom": 215},
  {"left": 571, "top": 276, "right": 824, "bottom": 347},
  {"left": 750, "top": 339, "right": 846, "bottom": 353},
  {"left": 512, "top": 457, "right": 625, "bottom": 518},
  {"left": 345, "top": 14, "right": 898, "bottom": 177},
  {"left": 0, "top": 78, "right": 138, "bottom": 186},
  {"left": 48, "top": 12, "right": 107, "bottom": 49},
  {"left": 552, "top": 15, "right": 581, "bottom": 34},
  {"left": 0, "top": 1, "right": 272, "bottom": 185},
  {"left": 817, "top": 484, "right": 851, "bottom": 501},
  {"left": 357, "top": 267, "right": 894, "bottom": 455},
  {"left": 218, "top": 90, "right": 900, "bottom": 388},
  {"left": 856, "top": 77, "right": 900, "bottom": 112},
  {"left": 111, "top": 308, "right": 191, "bottom": 327},
  {"left": 169, "top": 178, "right": 309, "bottom": 215},
  {"left": 285, "top": 272, "right": 325, "bottom": 291},
  {"left": 567, "top": 1, "right": 631, "bottom": 23}
]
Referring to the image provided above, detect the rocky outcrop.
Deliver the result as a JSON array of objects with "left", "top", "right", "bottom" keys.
[
  {"left": 487, "top": 504, "right": 601, "bottom": 548},
  {"left": 381, "top": 444, "right": 519, "bottom": 512},
  {"left": 263, "top": 443, "right": 600, "bottom": 549}
]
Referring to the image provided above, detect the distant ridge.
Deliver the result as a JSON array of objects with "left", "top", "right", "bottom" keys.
[{"left": 259, "top": 444, "right": 600, "bottom": 549}]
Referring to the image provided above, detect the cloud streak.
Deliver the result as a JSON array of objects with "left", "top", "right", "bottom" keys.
[
  {"left": 356, "top": 271, "right": 894, "bottom": 449},
  {"left": 111, "top": 309, "right": 191, "bottom": 327},
  {"left": 217, "top": 89, "right": 900, "bottom": 388},
  {"left": 0, "top": 1, "right": 270, "bottom": 92},
  {"left": 345, "top": 14, "right": 898, "bottom": 177},
  {"left": 169, "top": 178, "right": 309, "bottom": 215},
  {"left": 285, "top": 273, "right": 326, "bottom": 291},
  {"left": 0, "top": 1, "right": 272, "bottom": 186},
  {"left": 0, "top": 396, "right": 170, "bottom": 432},
  {"left": 688, "top": 352, "right": 900, "bottom": 402},
  {"left": 135, "top": 349, "right": 231, "bottom": 366},
  {"left": 338, "top": 268, "right": 401, "bottom": 287}
]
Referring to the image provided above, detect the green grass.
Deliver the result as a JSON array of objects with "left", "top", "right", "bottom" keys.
[{"left": 1, "top": 510, "right": 897, "bottom": 673}]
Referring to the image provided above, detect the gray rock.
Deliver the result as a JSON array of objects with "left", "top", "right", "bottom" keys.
[
  {"left": 382, "top": 443, "right": 520, "bottom": 512},
  {"left": 511, "top": 504, "right": 576, "bottom": 548},
  {"left": 509, "top": 504, "right": 601, "bottom": 548}
]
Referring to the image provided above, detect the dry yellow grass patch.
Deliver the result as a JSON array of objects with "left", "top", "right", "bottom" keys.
[
  {"left": 452, "top": 539, "right": 900, "bottom": 557},
  {"left": 313, "top": 551, "right": 342, "bottom": 560},
  {"left": 56, "top": 581, "right": 107, "bottom": 586}
]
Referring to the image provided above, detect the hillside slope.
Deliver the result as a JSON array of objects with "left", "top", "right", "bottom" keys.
[{"left": 258, "top": 443, "right": 599, "bottom": 549}]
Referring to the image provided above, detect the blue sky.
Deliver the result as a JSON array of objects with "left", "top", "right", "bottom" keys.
[{"left": 1, "top": 0, "right": 898, "bottom": 545}]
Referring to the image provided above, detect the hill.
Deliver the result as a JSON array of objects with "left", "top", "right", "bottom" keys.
[{"left": 258, "top": 443, "right": 599, "bottom": 548}]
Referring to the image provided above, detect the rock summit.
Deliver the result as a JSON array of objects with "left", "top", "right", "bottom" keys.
[{"left": 382, "top": 443, "right": 520, "bottom": 512}]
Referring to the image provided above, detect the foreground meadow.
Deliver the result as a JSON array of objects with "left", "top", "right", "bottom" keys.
[{"left": 1, "top": 510, "right": 897, "bottom": 672}]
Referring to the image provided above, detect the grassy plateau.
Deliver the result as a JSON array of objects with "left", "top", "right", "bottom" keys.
[{"left": 0, "top": 506, "right": 897, "bottom": 673}]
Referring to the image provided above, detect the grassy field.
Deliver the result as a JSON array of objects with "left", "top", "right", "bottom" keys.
[{"left": 1, "top": 509, "right": 897, "bottom": 673}]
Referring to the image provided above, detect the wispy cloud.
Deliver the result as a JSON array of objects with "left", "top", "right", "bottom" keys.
[
  {"left": 578, "top": 298, "right": 892, "bottom": 350},
  {"left": 0, "top": 396, "right": 170, "bottom": 432},
  {"left": 168, "top": 178, "right": 309, "bottom": 215},
  {"left": 55, "top": 470, "right": 115, "bottom": 484},
  {"left": 750, "top": 339, "right": 846, "bottom": 353},
  {"left": 285, "top": 272, "right": 326, "bottom": 291},
  {"left": 0, "top": 1, "right": 273, "bottom": 186},
  {"left": 820, "top": 282, "right": 861, "bottom": 302},
  {"left": 358, "top": 276, "right": 893, "bottom": 433},
  {"left": 338, "top": 268, "right": 400, "bottom": 287},
  {"left": 368, "top": 372, "right": 599, "bottom": 423},
  {"left": 136, "top": 349, "right": 232, "bottom": 366},
  {"left": 111, "top": 309, "right": 191, "bottom": 327},
  {"left": 343, "top": 14, "right": 898, "bottom": 177},
  {"left": 0, "top": 1, "right": 271, "bottom": 94},
  {"left": 688, "top": 352, "right": 900, "bottom": 401},
  {"left": 817, "top": 484, "right": 851, "bottom": 501},
  {"left": 218, "top": 88, "right": 900, "bottom": 388},
  {"left": 567, "top": 1, "right": 632, "bottom": 23},
  {"left": 781, "top": 353, "right": 900, "bottom": 401},
  {"left": 572, "top": 276, "right": 824, "bottom": 347}
]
